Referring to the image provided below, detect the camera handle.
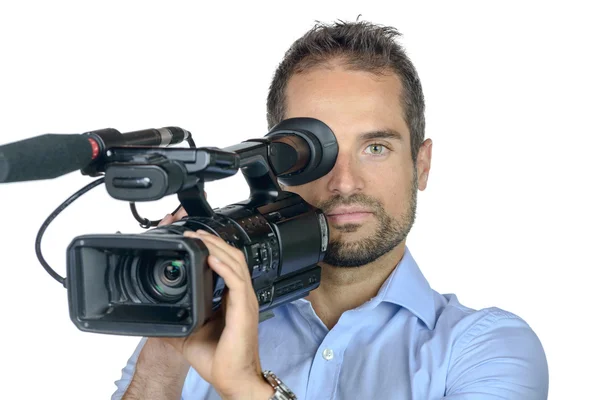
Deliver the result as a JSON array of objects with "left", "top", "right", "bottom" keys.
[{"left": 177, "top": 180, "right": 215, "bottom": 218}]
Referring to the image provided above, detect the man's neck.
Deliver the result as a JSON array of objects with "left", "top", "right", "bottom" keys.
[{"left": 306, "top": 242, "right": 406, "bottom": 330}]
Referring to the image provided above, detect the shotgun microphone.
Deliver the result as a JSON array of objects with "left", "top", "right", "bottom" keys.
[{"left": 0, "top": 126, "right": 189, "bottom": 183}]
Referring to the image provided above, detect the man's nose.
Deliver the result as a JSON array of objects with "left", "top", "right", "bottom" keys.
[{"left": 326, "top": 153, "right": 365, "bottom": 196}]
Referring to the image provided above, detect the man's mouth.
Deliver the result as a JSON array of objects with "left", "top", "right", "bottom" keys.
[{"left": 326, "top": 206, "right": 373, "bottom": 224}]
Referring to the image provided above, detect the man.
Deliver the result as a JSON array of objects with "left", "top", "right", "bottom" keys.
[{"left": 113, "top": 20, "right": 549, "bottom": 399}]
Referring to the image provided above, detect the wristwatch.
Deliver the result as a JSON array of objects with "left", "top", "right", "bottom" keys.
[{"left": 262, "top": 370, "right": 297, "bottom": 400}]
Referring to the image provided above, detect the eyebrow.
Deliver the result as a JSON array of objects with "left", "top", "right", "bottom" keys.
[{"left": 358, "top": 129, "right": 404, "bottom": 142}]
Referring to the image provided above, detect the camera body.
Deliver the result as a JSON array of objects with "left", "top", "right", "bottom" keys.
[
  {"left": 67, "top": 192, "right": 327, "bottom": 336},
  {"left": 65, "top": 117, "right": 337, "bottom": 336}
]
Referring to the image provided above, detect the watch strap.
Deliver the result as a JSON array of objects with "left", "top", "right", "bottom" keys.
[{"left": 262, "top": 370, "right": 297, "bottom": 400}]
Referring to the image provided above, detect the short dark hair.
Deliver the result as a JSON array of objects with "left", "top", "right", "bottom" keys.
[{"left": 267, "top": 20, "right": 426, "bottom": 164}]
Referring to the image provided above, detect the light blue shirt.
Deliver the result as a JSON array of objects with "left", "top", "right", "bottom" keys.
[{"left": 113, "top": 248, "right": 549, "bottom": 399}]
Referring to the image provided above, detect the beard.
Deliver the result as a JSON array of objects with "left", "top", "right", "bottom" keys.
[{"left": 319, "top": 169, "right": 418, "bottom": 267}]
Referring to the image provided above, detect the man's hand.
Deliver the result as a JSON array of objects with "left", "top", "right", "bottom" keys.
[
  {"left": 159, "top": 205, "right": 275, "bottom": 400},
  {"left": 158, "top": 205, "right": 189, "bottom": 226}
]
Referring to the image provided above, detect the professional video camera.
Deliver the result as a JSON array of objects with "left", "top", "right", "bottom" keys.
[{"left": 0, "top": 118, "right": 338, "bottom": 337}]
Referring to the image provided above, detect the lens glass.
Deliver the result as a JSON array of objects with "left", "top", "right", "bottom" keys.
[
  {"left": 161, "top": 260, "right": 184, "bottom": 286},
  {"left": 134, "top": 257, "right": 189, "bottom": 303}
]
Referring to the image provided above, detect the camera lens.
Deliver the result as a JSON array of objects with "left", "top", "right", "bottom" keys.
[
  {"left": 161, "top": 261, "right": 184, "bottom": 286},
  {"left": 164, "top": 264, "right": 181, "bottom": 281},
  {"left": 144, "top": 258, "right": 188, "bottom": 302}
]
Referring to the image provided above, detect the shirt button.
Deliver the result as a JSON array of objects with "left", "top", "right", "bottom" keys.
[{"left": 322, "top": 348, "right": 334, "bottom": 361}]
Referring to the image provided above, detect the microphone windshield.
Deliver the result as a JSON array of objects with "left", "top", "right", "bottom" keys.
[{"left": 0, "top": 134, "right": 94, "bottom": 183}]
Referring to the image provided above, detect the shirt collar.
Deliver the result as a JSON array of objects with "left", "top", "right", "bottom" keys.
[
  {"left": 294, "top": 247, "right": 437, "bottom": 330},
  {"left": 369, "top": 247, "right": 437, "bottom": 330}
]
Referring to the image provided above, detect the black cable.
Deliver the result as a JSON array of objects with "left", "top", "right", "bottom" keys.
[
  {"left": 35, "top": 177, "right": 106, "bottom": 288},
  {"left": 128, "top": 135, "right": 196, "bottom": 228},
  {"left": 37, "top": 135, "right": 196, "bottom": 286}
]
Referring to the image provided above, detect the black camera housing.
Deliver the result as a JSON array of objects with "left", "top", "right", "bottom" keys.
[{"left": 65, "top": 118, "right": 337, "bottom": 336}]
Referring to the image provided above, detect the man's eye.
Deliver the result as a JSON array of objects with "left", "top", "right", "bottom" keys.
[{"left": 365, "top": 143, "right": 388, "bottom": 155}]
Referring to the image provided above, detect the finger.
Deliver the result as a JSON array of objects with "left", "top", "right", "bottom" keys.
[
  {"left": 192, "top": 231, "right": 247, "bottom": 266},
  {"left": 208, "top": 257, "right": 259, "bottom": 319},
  {"left": 161, "top": 308, "right": 225, "bottom": 352},
  {"left": 218, "top": 274, "right": 258, "bottom": 328},
  {"left": 158, "top": 214, "right": 175, "bottom": 227},
  {"left": 191, "top": 233, "right": 249, "bottom": 278},
  {"left": 201, "top": 240, "right": 246, "bottom": 281},
  {"left": 207, "top": 255, "right": 248, "bottom": 293},
  {"left": 182, "top": 231, "right": 243, "bottom": 273}
]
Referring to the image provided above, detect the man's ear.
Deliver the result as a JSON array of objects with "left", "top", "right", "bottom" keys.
[{"left": 417, "top": 139, "right": 433, "bottom": 191}]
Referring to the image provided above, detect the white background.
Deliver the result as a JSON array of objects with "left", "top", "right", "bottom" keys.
[{"left": 0, "top": 1, "right": 598, "bottom": 399}]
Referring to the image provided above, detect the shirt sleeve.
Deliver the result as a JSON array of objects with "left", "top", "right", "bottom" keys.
[
  {"left": 111, "top": 337, "right": 147, "bottom": 400},
  {"left": 444, "top": 308, "right": 549, "bottom": 399}
]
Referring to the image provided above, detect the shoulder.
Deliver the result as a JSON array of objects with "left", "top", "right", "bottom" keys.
[
  {"left": 434, "top": 294, "right": 531, "bottom": 340},
  {"left": 435, "top": 294, "right": 549, "bottom": 398}
]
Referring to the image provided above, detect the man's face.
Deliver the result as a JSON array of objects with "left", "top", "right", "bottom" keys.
[{"left": 282, "top": 63, "right": 431, "bottom": 267}]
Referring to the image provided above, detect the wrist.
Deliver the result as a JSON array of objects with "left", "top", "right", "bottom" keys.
[
  {"left": 252, "top": 380, "right": 277, "bottom": 400},
  {"left": 125, "top": 371, "right": 186, "bottom": 400},
  {"left": 222, "top": 378, "right": 275, "bottom": 400},
  {"left": 138, "top": 338, "right": 190, "bottom": 375}
]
